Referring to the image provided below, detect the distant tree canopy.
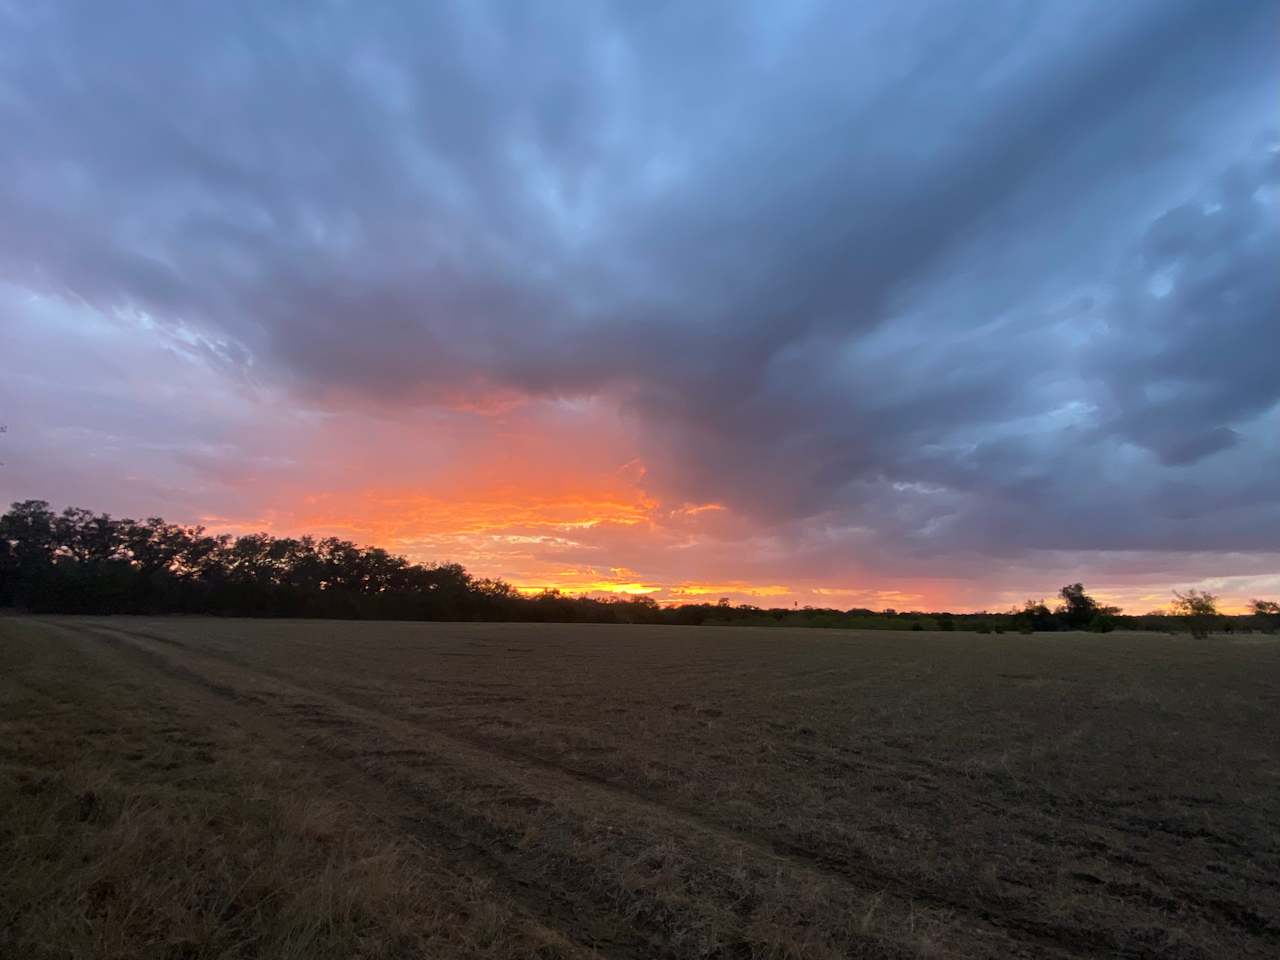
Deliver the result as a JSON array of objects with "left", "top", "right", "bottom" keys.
[
  {"left": 1172, "top": 589, "right": 1220, "bottom": 640},
  {"left": 1056, "top": 583, "right": 1099, "bottom": 628},
  {"left": 0, "top": 500, "right": 733, "bottom": 624},
  {"left": 1012, "top": 600, "right": 1055, "bottom": 633},
  {"left": 0, "top": 500, "right": 515, "bottom": 620},
  {"left": 1, "top": 501, "right": 1272, "bottom": 634},
  {"left": 1055, "top": 582, "right": 1123, "bottom": 631},
  {"left": 1252, "top": 599, "right": 1280, "bottom": 633}
]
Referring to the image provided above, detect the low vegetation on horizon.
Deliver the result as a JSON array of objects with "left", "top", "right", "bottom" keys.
[{"left": 3, "top": 501, "right": 1278, "bottom": 637}]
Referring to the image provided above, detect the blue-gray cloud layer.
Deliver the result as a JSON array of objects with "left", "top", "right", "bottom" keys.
[{"left": 2, "top": 0, "right": 1277, "bottom": 561}]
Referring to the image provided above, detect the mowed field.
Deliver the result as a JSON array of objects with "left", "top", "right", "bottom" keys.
[{"left": 2, "top": 617, "right": 1278, "bottom": 959}]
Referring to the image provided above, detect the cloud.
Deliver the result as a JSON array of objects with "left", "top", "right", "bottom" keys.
[
  {"left": 1092, "top": 147, "right": 1280, "bottom": 464},
  {"left": 1, "top": 0, "right": 1278, "bottom": 610}
]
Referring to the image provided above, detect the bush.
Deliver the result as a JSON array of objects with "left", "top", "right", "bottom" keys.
[{"left": 1088, "top": 614, "right": 1116, "bottom": 633}]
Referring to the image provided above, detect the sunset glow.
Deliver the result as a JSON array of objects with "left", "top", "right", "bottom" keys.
[{"left": 1, "top": 2, "right": 1277, "bottom": 615}]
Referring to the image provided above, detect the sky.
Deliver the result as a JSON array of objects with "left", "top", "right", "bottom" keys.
[{"left": 2, "top": 0, "right": 1278, "bottom": 613}]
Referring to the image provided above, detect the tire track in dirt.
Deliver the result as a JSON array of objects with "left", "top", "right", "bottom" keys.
[
  {"left": 81, "top": 618, "right": 1280, "bottom": 958},
  {"left": 115, "top": 621, "right": 1280, "bottom": 954},
  {"left": 287, "top": 672, "right": 1278, "bottom": 955},
  {"left": 125, "top": 626, "right": 1241, "bottom": 959},
  {"left": 773, "top": 742, "right": 1280, "bottom": 944},
  {"left": 52, "top": 621, "right": 644, "bottom": 960},
  {"left": 417, "top": 683, "right": 1280, "bottom": 953},
  {"left": 399, "top": 720, "right": 1166, "bottom": 957},
  {"left": 69, "top": 619, "right": 1136, "bottom": 960},
  {"left": 70, "top": 623, "right": 974, "bottom": 956},
  {"left": 102, "top": 619, "right": 1239, "bottom": 959}
]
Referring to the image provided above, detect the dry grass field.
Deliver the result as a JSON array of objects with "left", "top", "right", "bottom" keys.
[{"left": 2, "top": 616, "right": 1278, "bottom": 959}]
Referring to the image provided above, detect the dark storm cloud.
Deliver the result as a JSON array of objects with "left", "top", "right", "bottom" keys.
[
  {"left": 2, "top": 0, "right": 1278, "bottom": 559},
  {"left": 1093, "top": 150, "right": 1280, "bottom": 465}
]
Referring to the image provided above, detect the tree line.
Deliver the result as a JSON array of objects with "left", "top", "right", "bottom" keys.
[{"left": 2, "top": 500, "right": 1276, "bottom": 635}]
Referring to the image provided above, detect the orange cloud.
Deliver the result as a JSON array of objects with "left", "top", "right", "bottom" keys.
[
  {"left": 667, "top": 582, "right": 793, "bottom": 599},
  {"left": 180, "top": 399, "right": 1277, "bottom": 616}
]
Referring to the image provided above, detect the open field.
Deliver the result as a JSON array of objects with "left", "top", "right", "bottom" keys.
[{"left": 2, "top": 617, "right": 1278, "bottom": 959}]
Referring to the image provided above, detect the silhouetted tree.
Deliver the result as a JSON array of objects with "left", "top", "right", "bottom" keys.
[
  {"left": 1055, "top": 583, "right": 1100, "bottom": 629},
  {"left": 1249, "top": 599, "right": 1279, "bottom": 634},
  {"left": 1172, "top": 590, "right": 1220, "bottom": 639},
  {"left": 1012, "top": 599, "right": 1055, "bottom": 633},
  {"left": 0, "top": 501, "right": 56, "bottom": 607}
]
